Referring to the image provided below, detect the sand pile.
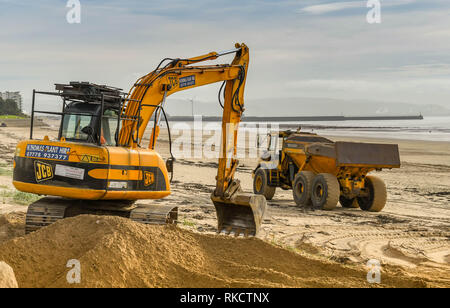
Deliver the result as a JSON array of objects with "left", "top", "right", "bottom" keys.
[
  {"left": 0, "top": 213, "right": 25, "bottom": 244},
  {"left": 0, "top": 261, "right": 18, "bottom": 288},
  {"left": 0, "top": 215, "right": 428, "bottom": 288}
]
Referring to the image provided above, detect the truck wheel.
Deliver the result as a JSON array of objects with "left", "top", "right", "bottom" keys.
[
  {"left": 253, "top": 168, "right": 276, "bottom": 200},
  {"left": 293, "top": 171, "right": 315, "bottom": 207},
  {"left": 339, "top": 196, "right": 359, "bottom": 208},
  {"left": 311, "top": 173, "right": 340, "bottom": 210},
  {"left": 357, "top": 176, "right": 387, "bottom": 212}
]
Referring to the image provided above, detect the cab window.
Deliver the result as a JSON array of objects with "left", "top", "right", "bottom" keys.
[
  {"left": 101, "top": 109, "right": 119, "bottom": 146},
  {"left": 268, "top": 135, "right": 278, "bottom": 152},
  {"left": 61, "top": 114, "right": 93, "bottom": 141}
]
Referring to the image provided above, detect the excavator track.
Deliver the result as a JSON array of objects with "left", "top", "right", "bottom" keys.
[
  {"left": 25, "top": 197, "right": 178, "bottom": 234},
  {"left": 25, "top": 199, "right": 69, "bottom": 234},
  {"left": 129, "top": 205, "right": 178, "bottom": 225}
]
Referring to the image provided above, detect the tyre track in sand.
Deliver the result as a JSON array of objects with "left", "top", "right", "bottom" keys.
[{"left": 153, "top": 178, "right": 450, "bottom": 276}]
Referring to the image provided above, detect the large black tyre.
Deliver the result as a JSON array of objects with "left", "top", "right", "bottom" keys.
[
  {"left": 357, "top": 176, "right": 387, "bottom": 212},
  {"left": 253, "top": 168, "right": 276, "bottom": 200},
  {"left": 292, "top": 171, "right": 315, "bottom": 207},
  {"left": 339, "top": 196, "right": 359, "bottom": 208},
  {"left": 311, "top": 173, "right": 340, "bottom": 210}
]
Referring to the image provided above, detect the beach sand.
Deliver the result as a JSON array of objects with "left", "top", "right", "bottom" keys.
[{"left": 0, "top": 122, "right": 449, "bottom": 287}]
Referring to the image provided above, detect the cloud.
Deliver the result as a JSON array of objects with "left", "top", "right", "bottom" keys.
[
  {"left": 284, "top": 77, "right": 450, "bottom": 105},
  {"left": 299, "top": 0, "right": 417, "bottom": 15},
  {"left": 376, "top": 63, "right": 450, "bottom": 77},
  {"left": 299, "top": 1, "right": 362, "bottom": 15}
]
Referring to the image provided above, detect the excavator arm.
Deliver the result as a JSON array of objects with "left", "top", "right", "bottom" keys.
[{"left": 118, "top": 43, "right": 266, "bottom": 236}]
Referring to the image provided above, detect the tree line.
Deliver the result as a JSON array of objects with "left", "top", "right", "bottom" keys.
[{"left": 0, "top": 97, "right": 24, "bottom": 116}]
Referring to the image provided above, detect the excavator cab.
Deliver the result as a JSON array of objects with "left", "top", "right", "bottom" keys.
[
  {"left": 60, "top": 103, "right": 100, "bottom": 144},
  {"left": 55, "top": 82, "right": 122, "bottom": 146},
  {"left": 60, "top": 102, "right": 120, "bottom": 146}
]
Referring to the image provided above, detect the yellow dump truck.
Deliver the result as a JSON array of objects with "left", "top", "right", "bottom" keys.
[{"left": 253, "top": 130, "right": 401, "bottom": 212}]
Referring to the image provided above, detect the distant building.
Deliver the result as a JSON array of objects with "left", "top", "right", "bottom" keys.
[{"left": 0, "top": 91, "right": 22, "bottom": 111}]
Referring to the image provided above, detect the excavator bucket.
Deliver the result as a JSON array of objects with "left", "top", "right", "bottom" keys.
[{"left": 211, "top": 192, "right": 267, "bottom": 237}]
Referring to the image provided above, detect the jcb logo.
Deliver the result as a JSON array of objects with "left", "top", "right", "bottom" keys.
[
  {"left": 168, "top": 76, "right": 178, "bottom": 89},
  {"left": 143, "top": 171, "right": 155, "bottom": 187},
  {"left": 34, "top": 161, "right": 53, "bottom": 183}
]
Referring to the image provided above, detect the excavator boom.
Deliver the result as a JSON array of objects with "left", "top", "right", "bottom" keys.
[{"left": 118, "top": 43, "right": 266, "bottom": 236}]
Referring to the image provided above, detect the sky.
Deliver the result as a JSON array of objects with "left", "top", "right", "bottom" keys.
[{"left": 1, "top": 0, "right": 450, "bottom": 114}]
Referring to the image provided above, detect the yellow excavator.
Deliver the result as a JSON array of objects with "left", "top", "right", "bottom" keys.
[{"left": 13, "top": 43, "right": 266, "bottom": 236}]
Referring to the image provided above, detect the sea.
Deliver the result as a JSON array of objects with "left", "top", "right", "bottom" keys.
[
  {"left": 236, "top": 116, "right": 450, "bottom": 142},
  {"left": 163, "top": 116, "right": 450, "bottom": 142}
]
